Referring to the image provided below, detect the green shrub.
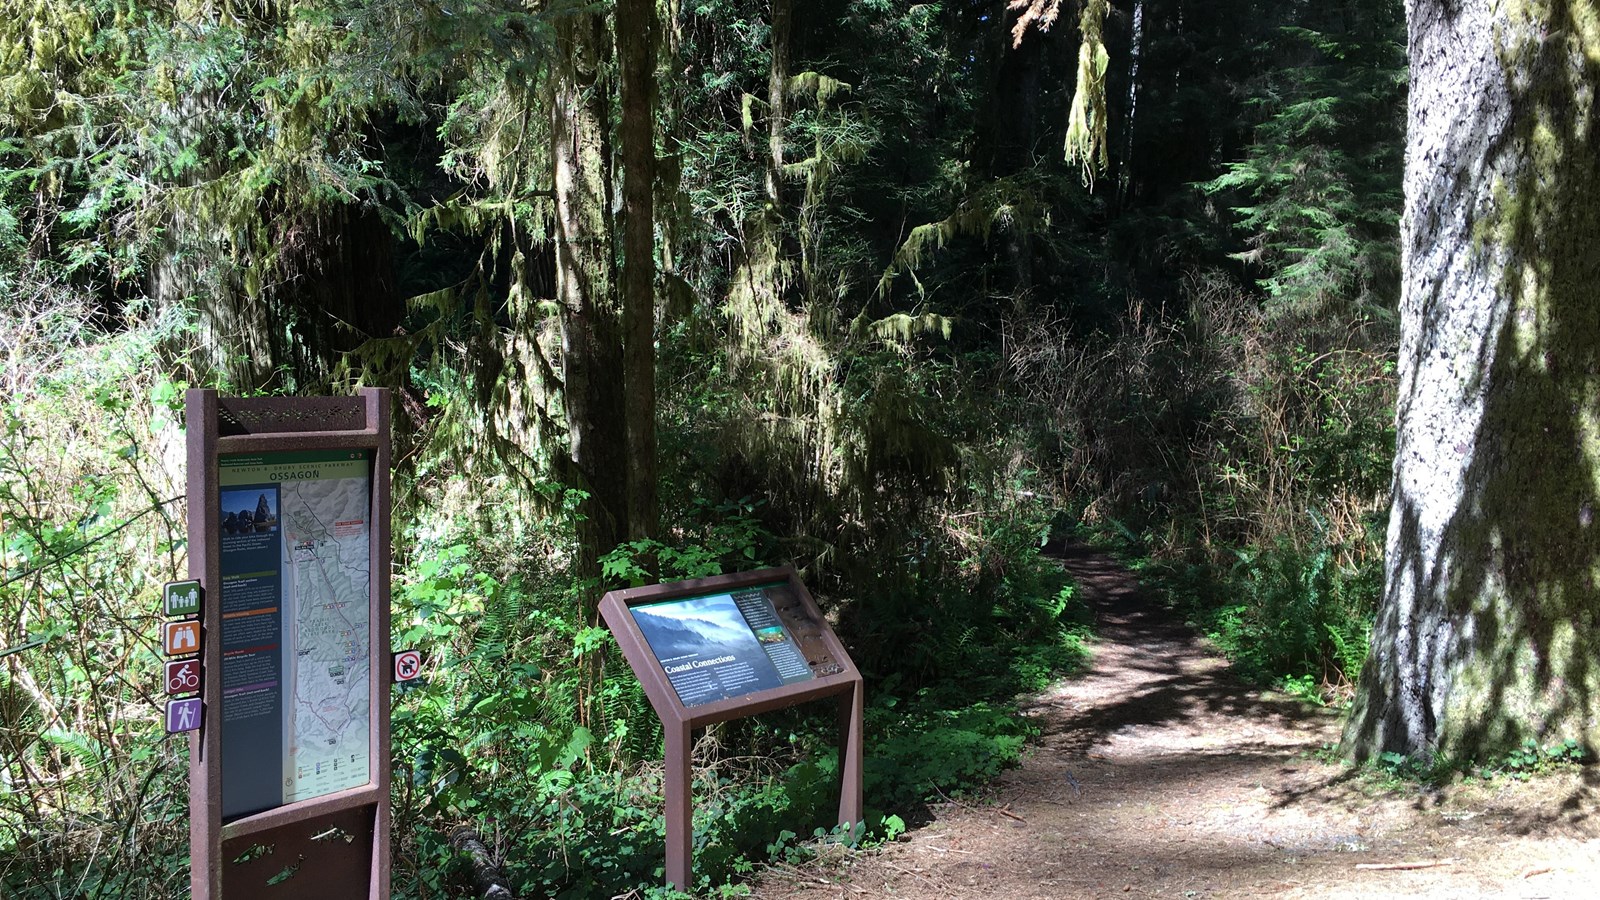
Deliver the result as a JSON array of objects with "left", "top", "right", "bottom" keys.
[
  {"left": 0, "top": 312, "right": 192, "bottom": 899},
  {"left": 1212, "top": 537, "right": 1376, "bottom": 689},
  {"left": 388, "top": 492, "right": 1087, "bottom": 898},
  {"left": 866, "top": 701, "right": 1033, "bottom": 809}
]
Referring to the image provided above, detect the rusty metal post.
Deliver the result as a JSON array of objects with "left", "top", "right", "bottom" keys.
[
  {"left": 838, "top": 678, "right": 865, "bottom": 830},
  {"left": 188, "top": 389, "right": 222, "bottom": 900},
  {"left": 664, "top": 719, "right": 695, "bottom": 891},
  {"left": 362, "top": 387, "right": 393, "bottom": 900}
]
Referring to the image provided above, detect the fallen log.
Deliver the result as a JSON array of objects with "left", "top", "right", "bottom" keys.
[{"left": 451, "top": 826, "right": 516, "bottom": 899}]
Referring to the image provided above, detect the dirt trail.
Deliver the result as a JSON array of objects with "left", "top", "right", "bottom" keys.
[{"left": 754, "top": 544, "right": 1600, "bottom": 899}]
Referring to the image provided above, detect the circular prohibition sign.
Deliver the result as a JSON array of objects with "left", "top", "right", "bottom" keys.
[{"left": 392, "top": 649, "right": 423, "bottom": 683}]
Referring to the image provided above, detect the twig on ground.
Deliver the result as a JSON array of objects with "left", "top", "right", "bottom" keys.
[
  {"left": 885, "top": 862, "right": 939, "bottom": 885},
  {"left": 1354, "top": 858, "right": 1459, "bottom": 871}
]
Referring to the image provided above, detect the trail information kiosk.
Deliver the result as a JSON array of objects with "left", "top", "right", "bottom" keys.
[
  {"left": 183, "top": 390, "right": 392, "bottom": 900},
  {"left": 601, "top": 568, "right": 864, "bottom": 890}
]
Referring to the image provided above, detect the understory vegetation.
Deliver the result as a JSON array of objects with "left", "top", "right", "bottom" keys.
[
  {"left": 0, "top": 315, "right": 1088, "bottom": 897},
  {"left": 2, "top": 0, "right": 1410, "bottom": 897}
]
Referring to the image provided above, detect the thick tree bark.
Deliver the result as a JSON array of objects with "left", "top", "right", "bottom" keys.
[
  {"left": 151, "top": 88, "right": 259, "bottom": 388},
  {"left": 275, "top": 204, "right": 403, "bottom": 378},
  {"left": 618, "top": 0, "right": 659, "bottom": 542},
  {"left": 1117, "top": 0, "right": 1144, "bottom": 204},
  {"left": 151, "top": 6, "right": 404, "bottom": 394},
  {"left": 1345, "top": 0, "right": 1600, "bottom": 760},
  {"left": 553, "top": 12, "right": 629, "bottom": 591}
]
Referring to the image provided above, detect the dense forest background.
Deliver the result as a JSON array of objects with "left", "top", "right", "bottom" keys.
[{"left": 0, "top": 1, "right": 1409, "bottom": 897}]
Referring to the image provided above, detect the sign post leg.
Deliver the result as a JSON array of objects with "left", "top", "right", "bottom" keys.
[
  {"left": 664, "top": 720, "right": 694, "bottom": 891},
  {"left": 837, "top": 678, "right": 864, "bottom": 830}
]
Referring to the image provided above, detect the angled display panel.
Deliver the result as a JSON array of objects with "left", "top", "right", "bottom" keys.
[{"left": 600, "top": 567, "right": 864, "bottom": 892}]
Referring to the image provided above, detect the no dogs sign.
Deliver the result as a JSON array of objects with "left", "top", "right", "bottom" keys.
[{"left": 392, "top": 649, "right": 423, "bottom": 683}]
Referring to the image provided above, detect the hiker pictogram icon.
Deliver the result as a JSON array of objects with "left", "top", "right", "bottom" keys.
[{"left": 166, "top": 697, "right": 202, "bottom": 734}]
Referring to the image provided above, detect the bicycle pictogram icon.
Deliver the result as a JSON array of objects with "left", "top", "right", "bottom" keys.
[{"left": 165, "top": 659, "right": 201, "bottom": 695}]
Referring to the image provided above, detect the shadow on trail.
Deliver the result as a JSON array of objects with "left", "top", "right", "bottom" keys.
[
  {"left": 1035, "top": 540, "right": 1332, "bottom": 759},
  {"left": 1043, "top": 540, "right": 1598, "bottom": 842},
  {"left": 754, "top": 542, "right": 1600, "bottom": 899}
]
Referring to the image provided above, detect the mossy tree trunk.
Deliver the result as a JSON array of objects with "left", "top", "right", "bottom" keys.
[
  {"left": 766, "top": 0, "right": 792, "bottom": 207},
  {"left": 552, "top": 11, "right": 630, "bottom": 595},
  {"left": 1345, "top": 0, "right": 1600, "bottom": 760},
  {"left": 149, "top": 5, "right": 405, "bottom": 394}
]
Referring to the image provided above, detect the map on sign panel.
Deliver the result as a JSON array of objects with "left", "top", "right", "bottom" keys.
[{"left": 280, "top": 473, "right": 371, "bottom": 804}]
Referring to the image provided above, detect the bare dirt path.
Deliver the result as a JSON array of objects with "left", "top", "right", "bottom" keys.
[{"left": 753, "top": 544, "right": 1600, "bottom": 899}]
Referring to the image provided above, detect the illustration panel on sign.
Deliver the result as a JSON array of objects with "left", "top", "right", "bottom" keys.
[
  {"left": 278, "top": 456, "right": 372, "bottom": 806},
  {"left": 629, "top": 587, "right": 815, "bottom": 708},
  {"left": 220, "top": 487, "right": 279, "bottom": 535},
  {"left": 729, "top": 586, "right": 815, "bottom": 685}
]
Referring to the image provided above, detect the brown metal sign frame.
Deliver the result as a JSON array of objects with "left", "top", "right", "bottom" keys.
[
  {"left": 186, "top": 388, "right": 392, "bottom": 900},
  {"left": 599, "top": 566, "right": 864, "bottom": 890}
]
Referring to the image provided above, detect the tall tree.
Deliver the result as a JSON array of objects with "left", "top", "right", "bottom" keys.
[
  {"left": 619, "top": 0, "right": 660, "bottom": 542},
  {"left": 766, "top": 0, "right": 793, "bottom": 206},
  {"left": 1345, "top": 0, "right": 1600, "bottom": 759},
  {"left": 0, "top": 1, "right": 405, "bottom": 392},
  {"left": 1202, "top": 0, "right": 1405, "bottom": 319},
  {"left": 551, "top": 9, "right": 631, "bottom": 581}
]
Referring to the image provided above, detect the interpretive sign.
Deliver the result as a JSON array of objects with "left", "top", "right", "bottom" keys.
[
  {"left": 183, "top": 389, "right": 391, "bottom": 900},
  {"left": 600, "top": 568, "right": 864, "bottom": 891},
  {"left": 629, "top": 587, "right": 818, "bottom": 707}
]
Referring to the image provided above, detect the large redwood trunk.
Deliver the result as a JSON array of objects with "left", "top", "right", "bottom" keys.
[
  {"left": 1345, "top": 0, "right": 1600, "bottom": 760},
  {"left": 619, "top": 0, "right": 660, "bottom": 542}
]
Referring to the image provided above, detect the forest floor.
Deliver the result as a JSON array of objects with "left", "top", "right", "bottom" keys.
[{"left": 751, "top": 543, "right": 1600, "bottom": 899}]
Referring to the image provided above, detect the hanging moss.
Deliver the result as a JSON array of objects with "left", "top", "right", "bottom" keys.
[
  {"left": 1063, "top": 0, "right": 1110, "bottom": 182},
  {"left": 876, "top": 176, "right": 1049, "bottom": 299}
]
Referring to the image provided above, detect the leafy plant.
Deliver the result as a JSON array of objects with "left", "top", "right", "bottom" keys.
[{"left": 1480, "top": 739, "right": 1590, "bottom": 781}]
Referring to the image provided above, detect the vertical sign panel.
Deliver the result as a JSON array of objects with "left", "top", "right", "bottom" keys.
[{"left": 218, "top": 450, "right": 373, "bottom": 818}]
